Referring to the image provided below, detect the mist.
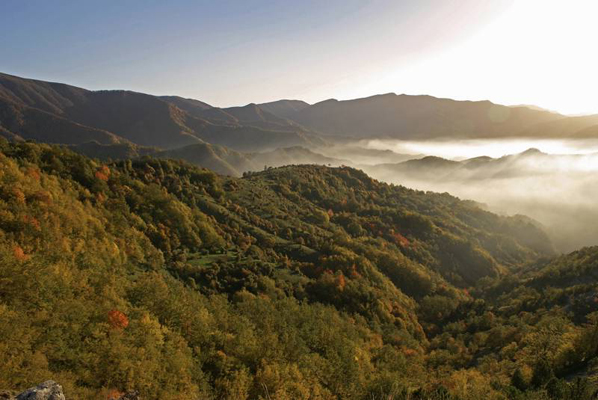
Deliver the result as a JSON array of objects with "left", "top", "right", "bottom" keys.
[
  {"left": 360, "top": 138, "right": 598, "bottom": 159},
  {"left": 347, "top": 138, "right": 598, "bottom": 253}
]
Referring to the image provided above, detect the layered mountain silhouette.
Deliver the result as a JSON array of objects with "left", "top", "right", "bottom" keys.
[
  {"left": 366, "top": 148, "right": 595, "bottom": 181},
  {"left": 264, "top": 93, "right": 598, "bottom": 140},
  {"left": 364, "top": 148, "right": 598, "bottom": 253},
  {"left": 0, "top": 72, "right": 320, "bottom": 152},
  {"left": 284, "top": 93, "right": 570, "bottom": 139},
  {"left": 3, "top": 72, "right": 598, "bottom": 397},
  {"left": 3, "top": 71, "right": 598, "bottom": 175}
]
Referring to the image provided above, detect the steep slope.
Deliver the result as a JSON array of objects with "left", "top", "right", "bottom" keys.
[
  {"left": 0, "top": 72, "right": 88, "bottom": 114},
  {"left": 159, "top": 95, "right": 238, "bottom": 124},
  {"left": 0, "top": 140, "right": 570, "bottom": 399},
  {"left": 523, "top": 246, "right": 598, "bottom": 296},
  {"left": 63, "top": 90, "right": 206, "bottom": 148},
  {"left": 245, "top": 164, "right": 553, "bottom": 285},
  {"left": 0, "top": 73, "right": 203, "bottom": 148},
  {"left": 0, "top": 97, "right": 124, "bottom": 145},
  {"left": 292, "top": 93, "right": 564, "bottom": 139}
]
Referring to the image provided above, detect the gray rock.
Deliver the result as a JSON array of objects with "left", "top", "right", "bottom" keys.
[
  {"left": 117, "top": 392, "right": 140, "bottom": 400},
  {"left": 15, "top": 381, "right": 65, "bottom": 400}
]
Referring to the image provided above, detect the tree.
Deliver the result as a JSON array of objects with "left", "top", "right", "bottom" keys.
[
  {"left": 511, "top": 367, "right": 528, "bottom": 391},
  {"left": 531, "top": 359, "right": 554, "bottom": 388}
]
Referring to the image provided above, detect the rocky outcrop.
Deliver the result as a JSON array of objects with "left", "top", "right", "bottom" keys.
[
  {"left": 15, "top": 381, "right": 65, "bottom": 400},
  {"left": 1, "top": 383, "right": 139, "bottom": 400}
]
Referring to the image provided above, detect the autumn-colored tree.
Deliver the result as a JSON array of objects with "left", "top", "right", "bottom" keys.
[{"left": 107, "top": 310, "right": 129, "bottom": 330}]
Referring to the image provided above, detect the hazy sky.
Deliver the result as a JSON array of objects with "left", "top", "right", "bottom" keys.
[{"left": 2, "top": 0, "right": 597, "bottom": 114}]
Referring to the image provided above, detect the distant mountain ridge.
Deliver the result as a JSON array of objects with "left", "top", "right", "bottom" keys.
[
  {"left": 3, "top": 71, "right": 598, "bottom": 179},
  {"left": 0, "top": 72, "right": 321, "bottom": 152},
  {"left": 285, "top": 93, "right": 570, "bottom": 139},
  {"left": 366, "top": 148, "right": 595, "bottom": 181},
  {"left": 364, "top": 148, "right": 598, "bottom": 253}
]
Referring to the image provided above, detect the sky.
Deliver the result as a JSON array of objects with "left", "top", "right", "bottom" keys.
[{"left": 1, "top": 0, "right": 598, "bottom": 115}]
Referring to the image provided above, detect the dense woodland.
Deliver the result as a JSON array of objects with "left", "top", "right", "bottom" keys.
[{"left": 1, "top": 140, "right": 598, "bottom": 399}]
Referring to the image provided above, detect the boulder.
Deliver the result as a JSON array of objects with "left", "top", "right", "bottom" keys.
[
  {"left": 15, "top": 381, "right": 65, "bottom": 400},
  {"left": 117, "top": 392, "right": 140, "bottom": 400}
]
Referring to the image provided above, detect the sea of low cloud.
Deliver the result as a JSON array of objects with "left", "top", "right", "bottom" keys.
[{"left": 334, "top": 138, "right": 598, "bottom": 253}]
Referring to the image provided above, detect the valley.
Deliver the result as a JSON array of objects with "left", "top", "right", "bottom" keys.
[{"left": 1, "top": 72, "right": 598, "bottom": 399}]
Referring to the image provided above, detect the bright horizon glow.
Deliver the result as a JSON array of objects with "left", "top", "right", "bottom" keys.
[
  {"left": 365, "top": 0, "right": 598, "bottom": 116},
  {"left": 1, "top": 0, "right": 597, "bottom": 115},
  {"left": 362, "top": 138, "right": 598, "bottom": 160}
]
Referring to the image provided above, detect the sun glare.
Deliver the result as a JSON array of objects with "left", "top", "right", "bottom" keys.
[{"left": 378, "top": 0, "right": 598, "bottom": 115}]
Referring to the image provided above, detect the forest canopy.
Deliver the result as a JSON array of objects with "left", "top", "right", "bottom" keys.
[{"left": 0, "top": 139, "right": 597, "bottom": 399}]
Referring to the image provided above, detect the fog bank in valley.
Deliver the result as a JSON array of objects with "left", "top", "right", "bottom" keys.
[{"left": 353, "top": 139, "right": 598, "bottom": 253}]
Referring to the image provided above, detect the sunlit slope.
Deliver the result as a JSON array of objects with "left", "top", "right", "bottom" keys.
[{"left": 0, "top": 140, "right": 557, "bottom": 398}]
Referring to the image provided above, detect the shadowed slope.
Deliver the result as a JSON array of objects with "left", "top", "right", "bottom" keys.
[
  {"left": 291, "top": 93, "right": 564, "bottom": 139},
  {"left": 154, "top": 142, "right": 257, "bottom": 176},
  {"left": 258, "top": 99, "right": 310, "bottom": 119},
  {"left": 0, "top": 73, "right": 326, "bottom": 151}
]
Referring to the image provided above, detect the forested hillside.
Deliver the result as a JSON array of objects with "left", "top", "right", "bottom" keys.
[{"left": 0, "top": 140, "right": 597, "bottom": 399}]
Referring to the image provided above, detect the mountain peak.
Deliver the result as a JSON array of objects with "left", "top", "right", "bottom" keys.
[{"left": 520, "top": 147, "right": 545, "bottom": 156}]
